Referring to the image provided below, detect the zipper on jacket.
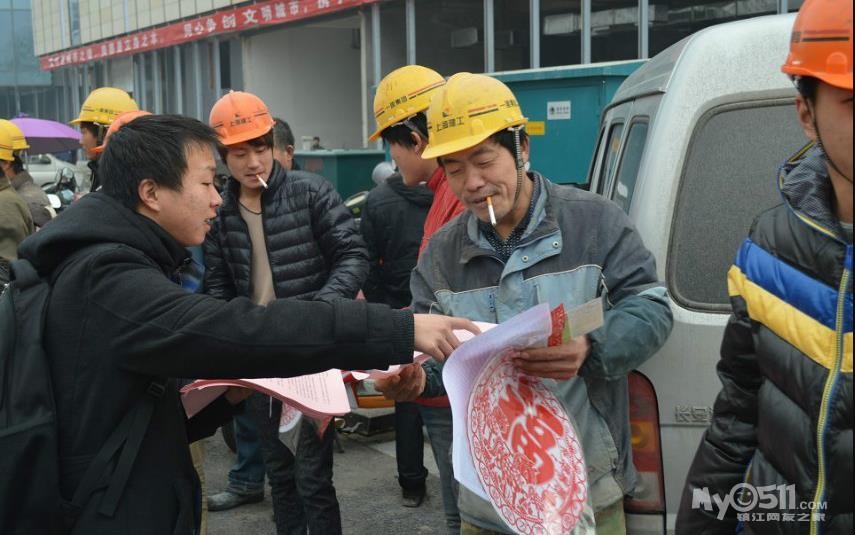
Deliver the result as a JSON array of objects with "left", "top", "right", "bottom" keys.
[{"left": 809, "top": 247, "right": 851, "bottom": 535}]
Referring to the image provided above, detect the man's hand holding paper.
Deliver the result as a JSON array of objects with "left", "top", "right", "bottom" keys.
[{"left": 510, "top": 335, "right": 591, "bottom": 380}]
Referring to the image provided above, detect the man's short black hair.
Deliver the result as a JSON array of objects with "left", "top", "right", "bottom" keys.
[
  {"left": 437, "top": 127, "right": 529, "bottom": 167},
  {"left": 79, "top": 121, "right": 105, "bottom": 146},
  {"left": 273, "top": 118, "right": 295, "bottom": 150},
  {"left": 796, "top": 76, "right": 819, "bottom": 103},
  {"left": 380, "top": 112, "right": 428, "bottom": 148},
  {"left": 11, "top": 154, "right": 25, "bottom": 174},
  {"left": 100, "top": 114, "right": 220, "bottom": 210},
  {"left": 490, "top": 127, "right": 529, "bottom": 163},
  {"left": 217, "top": 129, "right": 274, "bottom": 162}
]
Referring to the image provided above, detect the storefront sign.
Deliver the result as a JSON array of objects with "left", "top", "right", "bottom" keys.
[{"left": 40, "top": 0, "right": 374, "bottom": 71}]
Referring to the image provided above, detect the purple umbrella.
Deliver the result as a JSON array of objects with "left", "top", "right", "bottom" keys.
[{"left": 11, "top": 117, "right": 81, "bottom": 154}]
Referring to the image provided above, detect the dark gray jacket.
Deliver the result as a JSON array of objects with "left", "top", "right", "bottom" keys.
[
  {"left": 413, "top": 173, "right": 673, "bottom": 530},
  {"left": 360, "top": 174, "right": 432, "bottom": 309},
  {"left": 203, "top": 160, "right": 368, "bottom": 302}
]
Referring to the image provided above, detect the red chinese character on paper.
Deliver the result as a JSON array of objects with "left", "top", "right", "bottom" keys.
[
  {"left": 222, "top": 14, "right": 237, "bottom": 29},
  {"left": 497, "top": 379, "right": 564, "bottom": 486},
  {"left": 261, "top": 5, "right": 272, "bottom": 21},
  {"left": 242, "top": 8, "right": 258, "bottom": 24}
]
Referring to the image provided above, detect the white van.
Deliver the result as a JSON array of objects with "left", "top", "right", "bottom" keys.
[{"left": 586, "top": 14, "right": 807, "bottom": 534}]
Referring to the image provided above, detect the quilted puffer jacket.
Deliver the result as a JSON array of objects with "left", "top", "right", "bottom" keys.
[
  {"left": 203, "top": 160, "right": 368, "bottom": 302},
  {"left": 678, "top": 143, "right": 853, "bottom": 535}
]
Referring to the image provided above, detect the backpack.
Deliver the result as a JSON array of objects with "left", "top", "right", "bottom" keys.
[{"left": 0, "top": 251, "right": 165, "bottom": 534}]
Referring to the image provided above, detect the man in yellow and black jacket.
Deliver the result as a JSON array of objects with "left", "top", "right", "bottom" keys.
[{"left": 678, "top": 1, "right": 852, "bottom": 534}]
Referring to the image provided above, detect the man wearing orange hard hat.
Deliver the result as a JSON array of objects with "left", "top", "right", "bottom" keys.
[
  {"left": 205, "top": 91, "right": 368, "bottom": 534},
  {"left": 679, "top": 1, "right": 852, "bottom": 532}
]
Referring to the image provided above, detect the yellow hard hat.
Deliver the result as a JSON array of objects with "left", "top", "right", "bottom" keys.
[
  {"left": 422, "top": 73, "right": 527, "bottom": 159},
  {"left": 0, "top": 119, "right": 29, "bottom": 151},
  {"left": 0, "top": 127, "right": 14, "bottom": 162},
  {"left": 369, "top": 65, "right": 446, "bottom": 142},
  {"left": 70, "top": 87, "right": 139, "bottom": 125}
]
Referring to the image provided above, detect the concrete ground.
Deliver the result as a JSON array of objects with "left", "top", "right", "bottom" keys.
[{"left": 202, "top": 427, "right": 448, "bottom": 535}]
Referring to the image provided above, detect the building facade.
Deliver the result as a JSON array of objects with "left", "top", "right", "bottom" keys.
[
  {"left": 30, "top": 0, "right": 803, "bottom": 148},
  {"left": 1, "top": 0, "right": 52, "bottom": 118}
]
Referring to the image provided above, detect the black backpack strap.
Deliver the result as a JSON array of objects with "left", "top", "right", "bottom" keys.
[{"left": 68, "top": 377, "right": 167, "bottom": 519}]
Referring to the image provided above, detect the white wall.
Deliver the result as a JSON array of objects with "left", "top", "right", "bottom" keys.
[{"left": 243, "top": 24, "right": 363, "bottom": 149}]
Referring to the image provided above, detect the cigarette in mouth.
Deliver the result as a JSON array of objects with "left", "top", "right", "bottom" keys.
[
  {"left": 256, "top": 174, "right": 268, "bottom": 189},
  {"left": 486, "top": 196, "right": 497, "bottom": 226}
]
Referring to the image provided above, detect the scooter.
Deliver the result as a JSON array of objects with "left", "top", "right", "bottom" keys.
[{"left": 42, "top": 167, "right": 78, "bottom": 214}]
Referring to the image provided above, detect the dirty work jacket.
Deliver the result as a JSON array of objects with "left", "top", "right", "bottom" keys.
[
  {"left": 10, "top": 170, "right": 53, "bottom": 228},
  {"left": 678, "top": 144, "right": 853, "bottom": 535},
  {"left": 413, "top": 172, "right": 673, "bottom": 532}
]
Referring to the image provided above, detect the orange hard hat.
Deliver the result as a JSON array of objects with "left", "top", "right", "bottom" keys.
[
  {"left": 91, "top": 110, "right": 153, "bottom": 155},
  {"left": 209, "top": 91, "right": 275, "bottom": 146},
  {"left": 782, "top": 0, "right": 853, "bottom": 90}
]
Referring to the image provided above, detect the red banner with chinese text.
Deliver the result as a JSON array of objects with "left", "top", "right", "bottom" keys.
[{"left": 40, "top": 0, "right": 377, "bottom": 71}]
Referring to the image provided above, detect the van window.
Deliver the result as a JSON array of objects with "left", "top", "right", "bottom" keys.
[
  {"left": 612, "top": 119, "right": 649, "bottom": 212},
  {"left": 668, "top": 101, "right": 805, "bottom": 311},
  {"left": 597, "top": 122, "right": 624, "bottom": 195}
]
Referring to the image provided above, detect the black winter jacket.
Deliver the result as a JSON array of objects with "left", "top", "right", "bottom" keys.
[
  {"left": 17, "top": 192, "right": 414, "bottom": 534},
  {"left": 360, "top": 174, "right": 432, "bottom": 309},
  {"left": 677, "top": 144, "right": 853, "bottom": 534},
  {"left": 203, "top": 161, "right": 368, "bottom": 302}
]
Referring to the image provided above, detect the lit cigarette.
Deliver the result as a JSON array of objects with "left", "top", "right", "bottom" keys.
[
  {"left": 486, "top": 196, "right": 497, "bottom": 226},
  {"left": 256, "top": 174, "right": 268, "bottom": 189}
]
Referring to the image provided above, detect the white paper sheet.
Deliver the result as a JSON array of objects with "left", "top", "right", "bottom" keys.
[
  {"left": 180, "top": 368, "right": 349, "bottom": 419},
  {"left": 441, "top": 304, "right": 553, "bottom": 500}
]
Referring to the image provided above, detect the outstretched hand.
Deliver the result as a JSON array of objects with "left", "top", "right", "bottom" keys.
[
  {"left": 374, "top": 363, "right": 426, "bottom": 402},
  {"left": 413, "top": 314, "right": 481, "bottom": 361}
]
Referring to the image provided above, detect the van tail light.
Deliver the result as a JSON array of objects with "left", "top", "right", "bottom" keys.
[{"left": 625, "top": 371, "right": 666, "bottom": 514}]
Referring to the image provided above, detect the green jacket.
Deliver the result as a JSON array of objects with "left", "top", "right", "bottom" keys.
[{"left": 0, "top": 175, "right": 34, "bottom": 262}]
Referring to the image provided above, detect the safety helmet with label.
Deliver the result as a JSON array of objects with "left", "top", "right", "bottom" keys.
[
  {"left": 70, "top": 87, "right": 139, "bottom": 126},
  {"left": 782, "top": 0, "right": 853, "bottom": 90},
  {"left": 209, "top": 91, "right": 275, "bottom": 147},
  {"left": 0, "top": 127, "right": 14, "bottom": 162},
  {"left": 0, "top": 119, "right": 29, "bottom": 151},
  {"left": 422, "top": 73, "right": 527, "bottom": 159},
  {"left": 91, "top": 110, "right": 153, "bottom": 155},
  {"left": 369, "top": 65, "right": 446, "bottom": 142}
]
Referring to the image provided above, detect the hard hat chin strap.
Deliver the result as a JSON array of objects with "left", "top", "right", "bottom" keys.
[{"left": 508, "top": 126, "right": 525, "bottom": 215}]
